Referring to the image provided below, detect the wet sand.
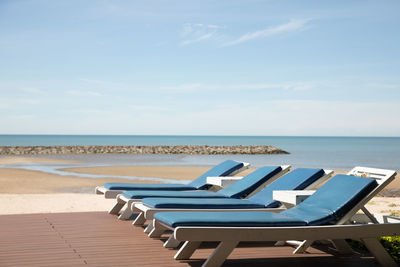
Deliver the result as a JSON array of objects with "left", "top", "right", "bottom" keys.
[
  {"left": 0, "top": 168, "right": 167, "bottom": 194},
  {"left": 0, "top": 156, "right": 79, "bottom": 165}
]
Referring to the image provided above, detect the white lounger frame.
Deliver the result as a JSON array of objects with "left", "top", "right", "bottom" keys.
[
  {"left": 95, "top": 162, "right": 251, "bottom": 199},
  {"left": 152, "top": 220, "right": 400, "bottom": 267},
  {"left": 134, "top": 168, "right": 334, "bottom": 248},
  {"left": 113, "top": 165, "right": 291, "bottom": 220},
  {"left": 149, "top": 166, "right": 398, "bottom": 265}
]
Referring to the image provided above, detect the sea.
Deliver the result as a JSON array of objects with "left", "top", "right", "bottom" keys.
[{"left": 0, "top": 135, "right": 399, "bottom": 171}]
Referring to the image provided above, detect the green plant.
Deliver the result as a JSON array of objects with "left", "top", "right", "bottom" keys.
[
  {"left": 347, "top": 236, "right": 400, "bottom": 263},
  {"left": 346, "top": 239, "right": 366, "bottom": 250},
  {"left": 379, "top": 236, "right": 400, "bottom": 262},
  {"left": 389, "top": 211, "right": 400, "bottom": 217}
]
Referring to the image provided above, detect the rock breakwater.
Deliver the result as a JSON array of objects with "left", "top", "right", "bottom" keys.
[{"left": 0, "top": 145, "right": 289, "bottom": 155}]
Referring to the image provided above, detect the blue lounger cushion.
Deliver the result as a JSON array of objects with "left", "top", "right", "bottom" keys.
[
  {"left": 104, "top": 183, "right": 196, "bottom": 191},
  {"left": 156, "top": 211, "right": 307, "bottom": 227},
  {"left": 142, "top": 198, "right": 266, "bottom": 209},
  {"left": 142, "top": 168, "right": 325, "bottom": 209},
  {"left": 121, "top": 166, "right": 282, "bottom": 200},
  {"left": 217, "top": 166, "right": 282, "bottom": 198},
  {"left": 122, "top": 190, "right": 229, "bottom": 199},
  {"left": 248, "top": 168, "right": 325, "bottom": 208},
  {"left": 282, "top": 174, "right": 378, "bottom": 225},
  {"left": 104, "top": 160, "right": 244, "bottom": 191},
  {"left": 155, "top": 175, "right": 378, "bottom": 228}
]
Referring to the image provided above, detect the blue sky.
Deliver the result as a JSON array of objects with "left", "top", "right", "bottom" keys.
[{"left": 0, "top": 0, "right": 399, "bottom": 136}]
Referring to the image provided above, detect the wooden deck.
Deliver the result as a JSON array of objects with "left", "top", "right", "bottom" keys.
[{"left": 0, "top": 212, "right": 382, "bottom": 266}]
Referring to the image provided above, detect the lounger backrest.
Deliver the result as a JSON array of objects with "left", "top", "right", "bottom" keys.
[
  {"left": 248, "top": 168, "right": 326, "bottom": 208},
  {"left": 217, "top": 166, "right": 283, "bottom": 198},
  {"left": 282, "top": 175, "right": 378, "bottom": 226},
  {"left": 188, "top": 160, "right": 245, "bottom": 189},
  {"left": 347, "top": 166, "right": 396, "bottom": 183},
  {"left": 336, "top": 166, "right": 397, "bottom": 224}
]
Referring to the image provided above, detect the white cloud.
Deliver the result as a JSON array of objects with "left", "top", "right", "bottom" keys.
[
  {"left": 206, "top": 24, "right": 222, "bottom": 29},
  {"left": 180, "top": 23, "right": 223, "bottom": 46},
  {"left": 8, "top": 114, "right": 35, "bottom": 120},
  {"left": 0, "top": 103, "right": 9, "bottom": 109},
  {"left": 182, "top": 23, "right": 194, "bottom": 36},
  {"left": 129, "top": 105, "right": 167, "bottom": 111},
  {"left": 0, "top": 98, "right": 40, "bottom": 109},
  {"left": 79, "top": 78, "right": 107, "bottom": 84},
  {"left": 20, "top": 87, "right": 45, "bottom": 94},
  {"left": 158, "top": 82, "right": 317, "bottom": 93},
  {"left": 78, "top": 78, "right": 130, "bottom": 92},
  {"left": 154, "top": 99, "right": 399, "bottom": 136},
  {"left": 66, "top": 90, "right": 103, "bottom": 97},
  {"left": 19, "top": 99, "right": 41, "bottom": 104},
  {"left": 181, "top": 33, "right": 215, "bottom": 46},
  {"left": 68, "top": 109, "right": 108, "bottom": 115},
  {"left": 223, "top": 19, "right": 311, "bottom": 46},
  {"left": 159, "top": 83, "right": 203, "bottom": 92}
]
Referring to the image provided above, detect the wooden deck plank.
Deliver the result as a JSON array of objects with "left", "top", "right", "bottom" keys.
[{"left": 0, "top": 212, "right": 382, "bottom": 267}]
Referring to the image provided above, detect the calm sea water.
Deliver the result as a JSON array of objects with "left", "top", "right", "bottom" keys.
[{"left": 0, "top": 135, "right": 399, "bottom": 171}]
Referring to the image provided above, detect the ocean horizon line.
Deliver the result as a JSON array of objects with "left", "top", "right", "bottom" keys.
[{"left": 0, "top": 134, "right": 399, "bottom": 138}]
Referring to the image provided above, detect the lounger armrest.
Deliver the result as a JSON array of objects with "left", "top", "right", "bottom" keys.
[
  {"left": 95, "top": 186, "right": 122, "bottom": 199},
  {"left": 206, "top": 176, "right": 244, "bottom": 188},
  {"left": 95, "top": 186, "right": 106, "bottom": 195},
  {"left": 273, "top": 190, "right": 316, "bottom": 207}
]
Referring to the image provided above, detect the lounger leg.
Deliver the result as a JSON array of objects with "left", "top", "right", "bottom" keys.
[
  {"left": 164, "top": 235, "right": 182, "bottom": 249},
  {"left": 132, "top": 212, "right": 146, "bottom": 226},
  {"left": 144, "top": 221, "right": 154, "bottom": 234},
  {"left": 148, "top": 225, "right": 166, "bottom": 238},
  {"left": 108, "top": 199, "right": 125, "bottom": 215},
  {"left": 361, "top": 207, "right": 379, "bottom": 224},
  {"left": 174, "top": 241, "right": 202, "bottom": 260},
  {"left": 361, "top": 237, "right": 397, "bottom": 267},
  {"left": 202, "top": 241, "right": 239, "bottom": 267},
  {"left": 118, "top": 207, "right": 134, "bottom": 220},
  {"left": 331, "top": 239, "right": 353, "bottom": 254},
  {"left": 293, "top": 240, "right": 313, "bottom": 254}
]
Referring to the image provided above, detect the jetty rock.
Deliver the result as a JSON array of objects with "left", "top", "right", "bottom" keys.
[{"left": 0, "top": 145, "right": 289, "bottom": 155}]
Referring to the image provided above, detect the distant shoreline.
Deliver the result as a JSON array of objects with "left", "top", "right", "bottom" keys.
[{"left": 0, "top": 145, "right": 289, "bottom": 155}]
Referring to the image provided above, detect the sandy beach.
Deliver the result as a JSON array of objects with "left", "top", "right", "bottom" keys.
[{"left": 0, "top": 156, "right": 398, "bottom": 216}]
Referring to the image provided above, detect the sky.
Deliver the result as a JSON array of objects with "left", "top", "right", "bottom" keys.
[{"left": 0, "top": 0, "right": 399, "bottom": 136}]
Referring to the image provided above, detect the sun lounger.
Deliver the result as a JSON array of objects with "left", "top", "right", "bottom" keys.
[
  {"left": 95, "top": 160, "right": 249, "bottom": 198},
  {"left": 153, "top": 172, "right": 399, "bottom": 267},
  {"left": 110, "top": 165, "right": 290, "bottom": 220},
  {"left": 133, "top": 168, "right": 333, "bottom": 234},
  {"left": 289, "top": 166, "right": 397, "bottom": 253},
  {"left": 145, "top": 166, "right": 394, "bottom": 250}
]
